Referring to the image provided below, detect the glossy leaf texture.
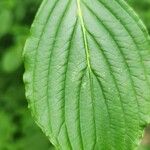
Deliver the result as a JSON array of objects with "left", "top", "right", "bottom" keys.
[{"left": 23, "top": 0, "right": 150, "bottom": 149}]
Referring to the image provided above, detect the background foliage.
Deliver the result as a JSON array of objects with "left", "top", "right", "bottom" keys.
[{"left": 0, "top": 0, "right": 149, "bottom": 149}]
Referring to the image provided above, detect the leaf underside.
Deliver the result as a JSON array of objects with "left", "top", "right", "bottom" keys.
[{"left": 23, "top": 0, "right": 150, "bottom": 149}]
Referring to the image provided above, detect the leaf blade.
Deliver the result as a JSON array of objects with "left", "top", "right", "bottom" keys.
[{"left": 23, "top": 0, "right": 150, "bottom": 149}]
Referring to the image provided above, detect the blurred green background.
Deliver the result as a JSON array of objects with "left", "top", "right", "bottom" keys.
[{"left": 0, "top": 0, "right": 150, "bottom": 150}]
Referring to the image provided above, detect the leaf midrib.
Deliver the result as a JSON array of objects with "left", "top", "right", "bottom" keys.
[{"left": 77, "top": 0, "right": 91, "bottom": 71}]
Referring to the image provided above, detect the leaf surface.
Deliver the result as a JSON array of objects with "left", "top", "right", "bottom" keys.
[{"left": 23, "top": 0, "right": 150, "bottom": 149}]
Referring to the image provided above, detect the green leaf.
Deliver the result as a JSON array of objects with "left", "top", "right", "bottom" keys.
[
  {"left": 0, "top": 9, "right": 12, "bottom": 37},
  {"left": 1, "top": 46, "right": 22, "bottom": 73},
  {"left": 0, "top": 111, "right": 16, "bottom": 150},
  {"left": 23, "top": 0, "right": 150, "bottom": 149}
]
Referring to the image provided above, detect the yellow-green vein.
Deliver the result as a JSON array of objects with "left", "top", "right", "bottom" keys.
[{"left": 77, "top": 0, "right": 91, "bottom": 71}]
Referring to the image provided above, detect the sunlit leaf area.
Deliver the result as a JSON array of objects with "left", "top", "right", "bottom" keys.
[{"left": 0, "top": 0, "right": 150, "bottom": 149}]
